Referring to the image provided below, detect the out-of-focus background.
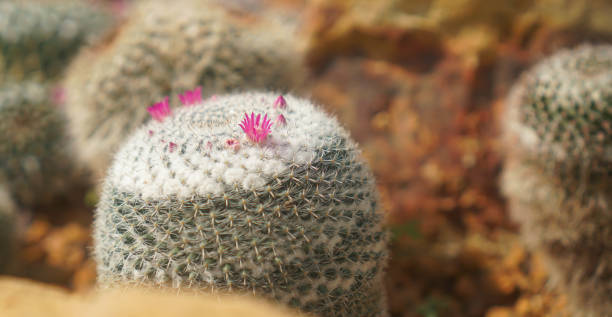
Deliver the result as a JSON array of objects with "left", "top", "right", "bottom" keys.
[{"left": 3, "top": 0, "right": 611, "bottom": 316}]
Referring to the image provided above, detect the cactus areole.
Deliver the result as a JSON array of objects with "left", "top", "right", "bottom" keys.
[{"left": 94, "top": 92, "right": 388, "bottom": 317}]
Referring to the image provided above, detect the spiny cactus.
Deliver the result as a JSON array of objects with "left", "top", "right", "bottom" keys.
[
  {"left": 0, "top": 0, "right": 112, "bottom": 83},
  {"left": 64, "top": 0, "right": 305, "bottom": 179},
  {"left": 0, "top": 184, "right": 17, "bottom": 272},
  {"left": 501, "top": 44, "right": 612, "bottom": 317},
  {"left": 503, "top": 44, "right": 612, "bottom": 174},
  {"left": 0, "top": 81, "right": 85, "bottom": 207},
  {"left": 94, "top": 92, "right": 388, "bottom": 317}
]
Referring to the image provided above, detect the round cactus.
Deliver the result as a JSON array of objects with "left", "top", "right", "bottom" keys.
[
  {"left": 501, "top": 44, "right": 612, "bottom": 317},
  {"left": 0, "top": 81, "right": 85, "bottom": 207},
  {"left": 0, "top": 0, "right": 112, "bottom": 83},
  {"left": 94, "top": 92, "right": 388, "bottom": 317},
  {"left": 64, "top": 0, "right": 305, "bottom": 179},
  {"left": 0, "top": 184, "right": 17, "bottom": 272},
  {"left": 503, "top": 44, "right": 612, "bottom": 174}
]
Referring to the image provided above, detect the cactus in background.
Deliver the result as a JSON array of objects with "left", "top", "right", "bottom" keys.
[
  {"left": 94, "top": 92, "right": 388, "bottom": 317},
  {"left": 0, "top": 81, "right": 85, "bottom": 208},
  {"left": 501, "top": 44, "right": 612, "bottom": 317},
  {"left": 0, "top": 184, "right": 17, "bottom": 273},
  {"left": 64, "top": 0, "right": 305, "bottom": 179},
  {"left": 0, "top": 1, "right": 112, "bottom": 83}
]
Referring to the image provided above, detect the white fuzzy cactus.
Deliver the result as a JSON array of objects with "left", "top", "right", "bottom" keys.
[{"left": 94, "top": 91, "right": 388, "bottom": 317}]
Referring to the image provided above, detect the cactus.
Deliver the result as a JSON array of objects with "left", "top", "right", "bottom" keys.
[
  {"left": 0, "top": 0, "right": 112, "bottom": 83},
  {"left": 0, "top": 184, "right": 17, "bottom": 272},
  {"left": 94, "top": 92, "right": 388, "bottom": 317},
  {"left": 501, "top": 44, "right": 612, "bottom": 317},
  {"left": 64, "top": 0, "right": 305, "bottom": 179},
  {"left": 0, "top": 81, "right": 85, "bottom": 207}
]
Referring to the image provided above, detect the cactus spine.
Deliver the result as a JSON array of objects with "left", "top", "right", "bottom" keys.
[
  {"left": 501, "top": 44, "right": 612, "bottom": 317},
  {"left": 64, "top": 0, "right": 304, "bottom": 179},
  {"left": 94, "top": 92, "right": 388, "bottom": 317}
]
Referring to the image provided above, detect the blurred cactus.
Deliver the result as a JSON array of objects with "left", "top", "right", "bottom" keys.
[
  {"left": 64, "top": 0, "right": 305, "bottom": 179},
  {"left": 0, "top": 81, "right": 85, "bottom": 208},
  {"left": 501, "top": 44, "right": 612, "bottom": 317},
  {"left": 94, "top": 92, "right": 388, "bottom": 317},
  {"left": 0, "top": 184, "right": 17, "bottom": 272},
  {"left": 0, "top": 0, "right": 112, "bottom": 83}
]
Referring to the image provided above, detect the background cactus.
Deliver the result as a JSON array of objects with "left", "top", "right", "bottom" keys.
[
  {"left": 0, "top": 81, "right": 86, "bottom": 208},
  {"left": 501, "top": 44, "right": 612, "bottom": 317},
  {"left": 0, "top": 184, "right": 17, "bottom": 273},
  {"left": 64, "top": 0, "right": 305, "bottom": 179},
  {"left": 0, "top": 0, "right": 112, "bottom": 83},
  {"left": 94, "top": 92, "right": 388, "bottom": 317}
]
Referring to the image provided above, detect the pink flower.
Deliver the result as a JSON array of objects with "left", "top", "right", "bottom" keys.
[
  {"left": 239, "top": 112, "right": 273, "bottom": 143},
  {"left": 225, "top": 138, "right": 240, "bottom": 151},
  {"left": 51, "top": 86, "right": 66, "bottom": 106},
  {"left": 147, "top": 97, "right": 171, "bottom": 122},
  {"left": 169, "top": 142, "right": 177, "bottom": 153},
  {"left": 178, "top": 87, "right": 202, "bottom": 106},
  {"left": 275, "top": 114, "right": 287, "bottom": 126},
  {"left": 273, "top": 95, "right": 287, "bottom": 109}
]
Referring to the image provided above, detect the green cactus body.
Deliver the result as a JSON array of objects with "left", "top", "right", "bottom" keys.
[
  {"left": 501, "top": 44, "right": 612, "bottom": 317},
  {"left": 0, "top": 184, "right": 17, "bottom": 272},
  {"left": 0, "top": 1, "right": 112, "bottom": 83},
  {"left": 64, "top": 0, "right": 304, "bottom": 179},
  {"left": 94, "top": 92, "right": 388, "bottom": 317},
  {"left": 0, "top": 81, "right": 84, "bottom": 207}
]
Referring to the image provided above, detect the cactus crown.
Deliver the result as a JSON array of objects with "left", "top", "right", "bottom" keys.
[
  {"left": 506, "top": 44, "right": 612, "bottom": 172},
  {"left": 95, "top": 92, "right": 388, "bottom": 317}
]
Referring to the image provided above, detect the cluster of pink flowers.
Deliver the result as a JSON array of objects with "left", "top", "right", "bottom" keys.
[
  {"left": 238, "top": 95, "right": 289, "bottom": 143},
  {"left": 147, "top": 87, "right": 203, "bottom": 122},
  {"left": 148, "top": 88, "right": 289, "bottom": 145}
]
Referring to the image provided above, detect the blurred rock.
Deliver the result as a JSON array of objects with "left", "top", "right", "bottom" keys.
[
  {"left": 0, "top": 277, "right": 76, "bottom": 317},
  {"left": 0, "top": 277, "right": 303, "bottom": 317}
]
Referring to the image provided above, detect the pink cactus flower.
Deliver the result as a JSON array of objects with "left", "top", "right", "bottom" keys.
[
  {"left": 147, "top": 97, "right": 171, "bottom": 122},
  {"left": 239, "top": 112, "right": 273, "bottom": 143},
  {"left": 178, "top": 87, "right": 202, "bottom": 106},
  {"left": 169, "top": 142, "right": 177, "bottom": 153},
  {"left": 51, "top": 86, "right": 66, "bottom": 106},
  {"left": 275, "top": 114, "right": 287, "bottom": 126},
  {"left": 148, "top": 130, "right": 154, "bottom": 136},
  {"left": 225, "top": 138, "right": 240, "bottom": 151},
  {"left": 273, "top": 95, "right": 287, "bottom": 109}
]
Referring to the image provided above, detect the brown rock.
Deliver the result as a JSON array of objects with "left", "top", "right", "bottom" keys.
[
  {"left": 0, "top": 278, "right": 77, "bottom": 317},
  {"left": 0, "top": 277, "right": 305, "bottom": 317}
]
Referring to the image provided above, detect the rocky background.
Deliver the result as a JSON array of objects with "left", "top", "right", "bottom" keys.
[{"left": 5, "top": 0, "right": 612, "bottom": 316}]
